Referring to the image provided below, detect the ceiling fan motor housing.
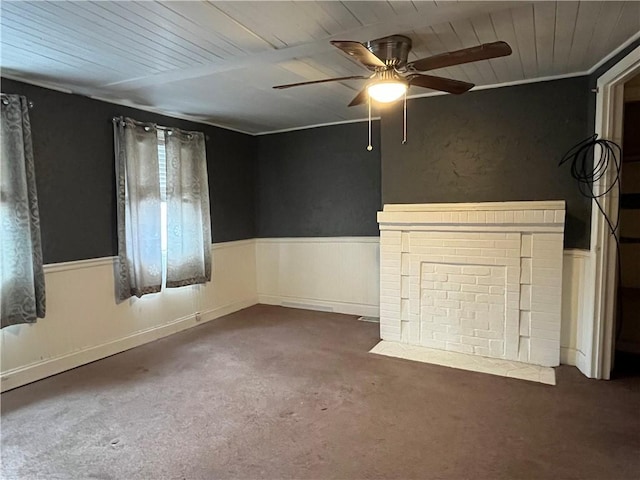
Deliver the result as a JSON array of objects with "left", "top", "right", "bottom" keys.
[{"left": 366, "top": 35, "right": 412, "bottom": 68}]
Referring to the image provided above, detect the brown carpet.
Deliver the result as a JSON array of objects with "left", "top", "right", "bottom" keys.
[{"left": 1, "top": 304, "right": 639, "bottom": 480}]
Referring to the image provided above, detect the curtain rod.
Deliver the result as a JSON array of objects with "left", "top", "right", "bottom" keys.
[
  {"left": 112, "top": 116, "right": 172, "bottom": 131},
  {"left": 1, "top": 93, "right": 34, "bottom": 108},
  {"left": 112, "top": 116, "right": 210, "bottom": 141}
]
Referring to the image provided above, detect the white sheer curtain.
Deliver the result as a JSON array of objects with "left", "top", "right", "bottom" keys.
[
  {"left": 113, "top": 117, "right": 163, "bottom": 301},
  {"left": 0, "top": 94, "right": 46, "bottom": 328},
  {"left": 165, "top": 128, "right": 212, "bottom": 288}
]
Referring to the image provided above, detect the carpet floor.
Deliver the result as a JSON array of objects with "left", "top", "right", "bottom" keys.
[{"left": 1, "top": 304, "right": 639, "bottom": 479}]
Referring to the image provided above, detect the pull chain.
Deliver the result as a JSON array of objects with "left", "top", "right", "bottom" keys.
[
  {"left": 402, "top": 90, "right": 407, "bottom": 144},
  {"left": 367, "top": 94, "right": 373, "bottom": 151}
]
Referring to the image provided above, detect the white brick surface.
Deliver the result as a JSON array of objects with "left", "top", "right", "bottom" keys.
[
  {"left": 401, "top": 299, "right": 409, "bottom": 320},
  {"left": 380, "top": 231, "right": 401, "bottom": 244},
  {"left": 417, "top": 261, "right": 507, "bottom": 356},
  {"left": 518, "top": 337, "right": 530, "bottom": 362},
  {"left": 533, "top": 210, "right": 544, "bottom": 223},
  {"left": 401, "top": 276, "right": 410, "bottom": 299},
  {"left": 519, "top": 311, "right": 531, "bottom": 336},
  {"left": 401, "top": 232, "right": 410, "bottom": 253},
  {"left": 462, "top": 284, "right": 490, "bottom": 293},
  {"left": 489, "top": 339, "right": 505, "bottom": 356},
  {"left": 401, "top": 254, "right": 410, "bottom": 275},
  {"left": 520, "top": 285, "right": 532, "bottom": 310},
  {"left": 463, "top": 265, "right": 491, "bottom": 275},
  {"left": 448, "top": 274, "right": 477, "bottom": 285},
  {"left": 449, "top": 326, "right": 475, "bottom": 336},
  {"left": 544, "top": 210, "right": 555, "bottom": 223},
  {"left": 531, "top": 327, "right": 561, "bottom": 341},
  {"left": 521, "top": 234, "right": 532, "bottom": 257},
  {"left": 447, "top": 343, "right": 475, "bottom": 354},
  {"left": 520, "top": 258, "right": 532, "bottom": 284},
  {"left": 379, "top": 202, "right": 565, "bottom": 367},
  {"left": 475, "top": 329, "right": 503, "bottom": 339}
]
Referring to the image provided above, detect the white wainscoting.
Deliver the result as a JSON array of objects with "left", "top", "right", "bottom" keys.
[
  {"left": 256, "top": 237, "right": 380, "bottom": 317},
  {"left": 0, "top": 239, "right": 258, "bottom": 392},
  {"left": 1, "top": 237, "right": 590, "bottom": 391},
  {"left": 256, "top": 237, "right": 589, "bottom": 367}
]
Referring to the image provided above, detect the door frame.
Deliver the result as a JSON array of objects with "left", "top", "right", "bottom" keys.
[{"left": 585, "top": 46, "right": 640, "bottom": 379}]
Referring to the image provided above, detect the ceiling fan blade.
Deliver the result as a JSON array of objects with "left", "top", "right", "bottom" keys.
[
  {"left": 330, "top": 40, "right": 387, "bottom": 69},
  {"left": 407, "top": 74, "right": 474, "bottom": 95},
  {"left": 408, "top": 41, "right": 512, "bottom": 72},
  {"left": 273, "top": 75, "right": 369, "bottom": 90},
  {"left": 348, "top": 87, "right": 369, "bottom": 107}
]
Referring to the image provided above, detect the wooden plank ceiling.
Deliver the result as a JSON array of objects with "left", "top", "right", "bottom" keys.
[{"left": 2, "top": 1, "right": 639, "bottom": 133}]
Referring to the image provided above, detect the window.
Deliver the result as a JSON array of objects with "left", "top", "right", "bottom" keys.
[{"left": 113, "top": 117, "right": 212, "bottom": 301}]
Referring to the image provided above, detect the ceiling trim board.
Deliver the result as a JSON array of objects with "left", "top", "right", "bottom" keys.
[
  {"left": 1, "top": 72, "right": 74, "bottom": 94},
  {"left": 87, "top": 95, "right": 255, "bottom": 136},
  {"left": 1, "top": 73, "right": 255, "bottom": 136},
  {"left": 587, "top": 30, "right": 640, "bottom": 75},
  {"left": 256, "top": 116, "right": 381, "bottom": 136},
  {"left": 406, "top": 70, "right": 590, "bottom": 101}
]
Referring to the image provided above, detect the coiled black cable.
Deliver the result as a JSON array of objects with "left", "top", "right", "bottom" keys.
[
  {"left": 559, "top": 134, "right": 624, "bottom": 339},
  {"left": 559, "top": 134, "right": 623, "bottom": 237}
]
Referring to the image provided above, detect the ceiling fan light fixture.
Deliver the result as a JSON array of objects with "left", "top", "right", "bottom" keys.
[{"left": 367, "top": 80, "right": 407, "bottom": 103}]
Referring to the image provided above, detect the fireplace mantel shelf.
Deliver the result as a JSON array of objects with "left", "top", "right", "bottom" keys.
[
  {"left": 382, "top": 200, "right": 565, "bottom": 212},
  {"left": 378, "top": 201, "right": 566, "bottom": 232}
]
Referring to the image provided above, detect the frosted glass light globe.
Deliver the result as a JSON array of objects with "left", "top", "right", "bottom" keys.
[{"left": 367, "top": 81, "right": 407, "bottom": 103}]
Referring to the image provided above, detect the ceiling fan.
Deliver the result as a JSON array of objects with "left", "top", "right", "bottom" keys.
[{"left": 273, "top": 35, "right": 512, "bottom": 106}]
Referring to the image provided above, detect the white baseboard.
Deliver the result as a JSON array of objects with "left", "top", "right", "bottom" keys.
[
  {"left": 0, "top": 297, "right": 257, "bottom": 392},
  {"left": 258, "top": 294, "right": 379, "bottom": 317},
  {"left": 575, "top": 349, "right": 589, "bottom": 375},
  {"left": 560, "top": 347, "right": 578, "bottom": 366}
]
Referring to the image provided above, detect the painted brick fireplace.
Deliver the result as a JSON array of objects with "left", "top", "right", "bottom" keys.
[{"left": 377, "top": 201, "right": 566, "bottom": 367}]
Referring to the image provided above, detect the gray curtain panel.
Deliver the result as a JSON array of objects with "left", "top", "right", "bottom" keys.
[
  {"left": 165, "top": 128, "right": 212, "bottom": 288},
  {"left": 0, "top": 94, "right": 46, "bottom": 328},
  {"left": 113, "top": 117, "right": 163, "bottom": 301}
]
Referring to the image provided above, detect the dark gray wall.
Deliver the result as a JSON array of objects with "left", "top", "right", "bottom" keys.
[
  {"left": 381, "top": 77, "right": 591, "bottom": 249},
  {"left": 256, "top": 121, "right": 381, "bottom": 237},
  {"left": 1, "top": 78, "right": 257, "bottom": 264},
  {"left": 9, "top": 62, "right": 626, "bottom": 259}
]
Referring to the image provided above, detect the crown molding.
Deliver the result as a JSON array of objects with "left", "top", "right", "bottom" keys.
[{"left": 256, "top": 116, "right": 381, "bottom": 136}]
